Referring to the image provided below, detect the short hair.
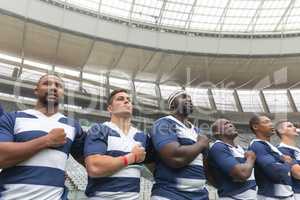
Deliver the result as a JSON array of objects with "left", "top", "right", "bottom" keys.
[
  {"left": 249, "top": 114, "right": 264, "bottom": 133},
  {"left": 275, "top": 120, "right": 289, "bottom": 138},
  {"left": 37, "top": 72, "right": 64, "bottom": 86},
  {"left": 107, "top": 89, "right": 129, "bottom": 105},
  {"left": 211, "top": 119, "right": 223, "bottom": 140}
]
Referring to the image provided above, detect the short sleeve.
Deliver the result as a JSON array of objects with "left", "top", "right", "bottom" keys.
[
  {"left": 70, "top": 121, "right": 87, "bottom": 159},
  {"left": 84, "top": 123, "right": 109, "bottom": 157},
  {"left": 209, "top": 143, "right": 239, "bottom": 174},
  {"left": 151, "top": 119, "right": 178, "bottom": 151},
  {"left": 0, "top": 112, "right": 16, "bottom": 142}
]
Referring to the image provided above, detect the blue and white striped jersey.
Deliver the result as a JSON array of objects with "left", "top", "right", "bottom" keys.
[
  {"left": 84, "top": 121, "right": 149, "bottom": 200},
  {"left": 278, "top": 142, "right": 300, "bottom": 198},
  {"left": 0, "top": 109, "right": 85, "bottom": 200},
  {"left": 150, "top": 115, "right": 208, "bottom": 200},
  {"left": 249, "top": 139, "right": 294, "bottom": 198},
  {"left": 208, "top": 140, "right": 256, "bottom": 199}
]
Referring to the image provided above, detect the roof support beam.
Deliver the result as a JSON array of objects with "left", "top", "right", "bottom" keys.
[
  {"left": 287, "top": 89, "right": 298, "bottom": 112},
  {"left": 157, "top": 0, "right": 168, "bottom": 27},
  {"left": 233, "top": 89, "right": 243, "bottom": 112},
  {"left": 109, "top": 46, "right": 126, "bottom": 71},
  {"left": 52, "top": 0, "right": 69, "bottom": 72},
  {"left": 184, "top": 0, "right": 197, "bottom": 29},
  {"left": 215, "top": 0, "right": 231, "bottom": 32},
  {"left": 259, "top": 90, "right": 270, "bottom": 113},
  {"left": 18, "top": 0, "right": 34, "bottom": 78},
  {"left": 79, "top": 0, "right": 103, "bottom": 90},
  {"left": 246, "top": 0, "right": 265, "bottom": 32},
  {"left": 274, "top": 0, "right": 295, "bottom": 31},
  {"left": 128, "top": 0, "right": 136, "bottom": 23},
  {"left": 208, "top": 88, "right": 217, "bottom": 111}
]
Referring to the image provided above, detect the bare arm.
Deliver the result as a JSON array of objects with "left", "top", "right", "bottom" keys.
[
  {"left": 0, "top": 128, "right": 67, "bottom": 168},
  {"left": 85, "top": 145, "right": 146, "bottom": 177},
  {"left": 158, "top": 135, "right": 209, "bottom": 169},
  {"left": 280, "top": 155, "right": 300, "bottom": 180},
  {"left": 229, "top": 151, "right": 256, "bottom": 181}
]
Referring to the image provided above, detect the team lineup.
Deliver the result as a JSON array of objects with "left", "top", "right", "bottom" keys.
[{"left": 1, "top": 73, "right": 300, "bottom": 200}]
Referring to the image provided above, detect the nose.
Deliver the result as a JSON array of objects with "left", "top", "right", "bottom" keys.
[{"left": 48, "top": 83, "right": 58, "bottom": 91}]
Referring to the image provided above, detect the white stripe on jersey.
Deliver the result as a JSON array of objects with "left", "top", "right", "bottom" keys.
[
  {"left": 274, "top": 184, "right": 293, "bottom": 197},
  {"left": 176, "top": 178, "right": 206, "bottom": 192},
  {"left": 14, "top": 118, "right": 75, "bottom": 141},
  {"left": 110, "top": 166, "right": 141, "bottom": 178},
  {"left": 257, "top": 194, "right": 294, "bottom": 200},
  {"left": 1, "top": 184, "right": 64, "bottom": 200},
  {"left": 16, "top": 149, "right": 67, "bottom": 171},
  {"left": 107, "top": 136, "right": 141, "bottom": 152},
  {"left": 189, "top": 153, "right": 203, "bottom": 166},
  {"left": 89, "top": 191, "right": 139, "bottom": 200}
]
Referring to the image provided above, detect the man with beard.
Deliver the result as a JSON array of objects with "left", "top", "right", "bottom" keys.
[
  {"left": 206, "top": 119, "right": 256, "bottom": 200},
  {"left": 276, "top": 120, "right": 300, "bottom": 199},
  {"left": 0, "top": 73, "right": 86, "bottom": 200},
  {"left": 150, "top": 90, "right": 209, "bottom": 200},
  {"left": 249, "top": 115, "right": 300, "bottom": 200},
  {"left": 84, "top": 89, "right": 147, "bottom": 200}
]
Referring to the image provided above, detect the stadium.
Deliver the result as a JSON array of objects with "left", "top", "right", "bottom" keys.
[{"left": 0, "top": 0, "right": 300, "bottom": 200}]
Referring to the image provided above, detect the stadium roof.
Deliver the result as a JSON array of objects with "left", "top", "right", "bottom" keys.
[{"left": 64, "top": 0, "right": 300, "bottom": 35}]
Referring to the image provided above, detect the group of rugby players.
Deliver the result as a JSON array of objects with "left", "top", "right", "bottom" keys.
[{"left": 0, "top": 73, "right": 300, "bottom": 200}]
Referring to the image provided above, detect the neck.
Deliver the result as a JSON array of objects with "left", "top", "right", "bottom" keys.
[
  {"left": 281, "top": 136, "right": 296, "bottom": 147},
  {"left": 221, "top": 136, "right": 235, "bottom": 147},
  {"left": 172, "top": 113, "right": 188, "bottom": 123},
  {"left": 35, "top": 102, "right": 58, "bottom": 116},
  {"left": 255, "top": 132, "right": 271, "bottom": 142},
  {"left": 111, "top": 115, "right": 131, "bottom": 135}
]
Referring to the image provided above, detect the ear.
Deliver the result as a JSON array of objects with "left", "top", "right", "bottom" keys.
[
  {"left": 34, "top": 87, "right": 38, "bottom": 96},
  {"left": 107, "top": 105, "right": 112, "bottom": 113},
  {"left": 253, "top": 124, "right": 258, "bottom": 131}
]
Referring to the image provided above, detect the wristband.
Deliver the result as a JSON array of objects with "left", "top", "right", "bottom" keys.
[{"left": 122, "top": 156, "right": 128, "bottom": 166}]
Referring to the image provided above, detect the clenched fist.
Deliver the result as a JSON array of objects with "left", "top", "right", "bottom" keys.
[
  {"left": 197, "top": 134, "right": 209, "bottom": 149},
  {"left": 131, "top": 145, "right": 146, "bottom": 163},
  {"left": 45, "top": 128, "right": 67, "bottom": 148},
  {"left": 244, "top": 151, "right": 256, "bottom": 161}
]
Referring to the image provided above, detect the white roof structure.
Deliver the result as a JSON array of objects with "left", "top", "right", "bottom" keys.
[
  {"left": 64, "top": 0, "right": 300, "bottom": 34},
  {"left": 0, "top": 0, "right": 299, "bottom": 120}
]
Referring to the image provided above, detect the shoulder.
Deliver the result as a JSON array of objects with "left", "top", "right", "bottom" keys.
[
  {"left": 209, "top": 142, "right": 230, "bottom": 155},
  {"left": 154, "top": 116, "right": 174, "bottom": 126},
  {"left": 58, "top": 114, "right": 80, "bottom": 127}
]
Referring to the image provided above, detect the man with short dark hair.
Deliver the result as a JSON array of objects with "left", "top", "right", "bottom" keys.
[
  {"left": 84, "top": 89, "right": 147, "bottom": 199},
  {"left": 276, "top": 120, "right": 300, "bottom": 199},
  {"left": 0, "top": 73, "right": 86, "bottom": 200},
  {"left": 206, "top": 118, "right": 256, "bottom": 200},
  {"left": 249, "top": 115, "right": 299, "bottom": 200},
  {"left": 150, "top": 90, "right": 209, "bottom": 200}
]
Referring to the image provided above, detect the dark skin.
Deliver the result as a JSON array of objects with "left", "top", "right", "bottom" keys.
[
  {"left": 252, "top": 116, "right": 290, "bottom": 163},
  {"left": 214, "top": 119, "right": 256, "bottom": 182},
  {"left": 157, "top": 93, "right": 209, "bottom": 169},
  {"left": 0, "top": 75, "right": 68, "bottom": 168}
]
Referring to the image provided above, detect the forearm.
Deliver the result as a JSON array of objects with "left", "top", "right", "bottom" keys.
[
  {"left": 291, "top": 164, "right": 300, "bottom": 180},
  {"left": 0, "top": 137, "right": 48, "bottom": 168},
  {"left": 86, "top": 153, "right": 135, "bottom": 177},
  {"left": 166, "top": 143, "right": 205, "bottom": 168},
  {"left": 232, "top": 160, "right": 255, "bottom": 181},
  {"left": 262, "top": 162, "right": 291, "bottom": 182}
]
